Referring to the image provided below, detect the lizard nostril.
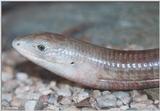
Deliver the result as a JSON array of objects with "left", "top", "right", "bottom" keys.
[{"left": 16, "top": 42, "right": 20, "bottom": 46}]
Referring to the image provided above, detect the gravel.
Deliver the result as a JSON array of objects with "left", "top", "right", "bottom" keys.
[
  {"left": 25, "top": 100, "right": 37, "bottom": 111},
  {"left": 56, "top": 85, "right": 72, "bottom": 97},
  {"left": 59, "top": 97, "right": 72, "bottom": 105},
  {"left": 2, "top": 80, "right": 19, "bottom": 93},
  {"left": 2, "top": 72, "right": 14, "bottom": 82},
  {"left": 72, "top": 90, "right": 90, "bottom": 103},
  {"left": 112, "top": 91, "right": 131, "bottom": 105},
  {"left": 10, "top": 97, "right": 24, "bottom": 108},
  {"left": 16, "top": 72, "right": 28, "bottom": 81},
  {"left": 2, "top": 44, "right": 159, "bottom": 111},
  {"left": 2, "top": 50, "right": 159, "bottom": 111},
  {"left": 2, "top": 99, "right": 10, "bottom": 108},
  {"left": 96, "top": 91, "right": 117, "bottom": 108},
  {"left": 2, "top": 93, "right": 12, "bottom": 102}
]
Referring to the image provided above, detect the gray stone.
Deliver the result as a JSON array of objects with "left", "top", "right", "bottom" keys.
[
  {"left": 2, "top": 93, "right": 12, "bottom": 102},
  {"left": 145, "top": 104, "right": 159, "bottom": 111},
  {"left": 10, "top": 98, "right": 24, "bottom": 107},
  {"left": 25, "top": 100, "right": 37, "bottom": 111},
  {"left": 59, "top": 97, "right": 72, "bottom": 105},
  {"left": 113, "top": 91, "right": 131, "bottom": 105},
  {"left": 132, "top": 94, "right": 149, "bottom": 103},
  {"left": 35, "top": 101, "right": 48, "bottom": 110},
  {"left": 16, "top": 72, "right": 28, "bottom": 81},
  {"left": 96, "top": 93, "right": 117, "bottom": 108},
  {"left": 92, "top": 90, "right": 101, "bottom": 98},
  {"left": 72, "top": 86, "right": 83, "bottom": 94},
  {"left": 2, "top": 99, "right": 10, "bottom": 107},
  {"left": 15, "top": 86, "right": 34, "bottom": 99},
  {"left": 57, "top": 86, "right": 72, "bottom": 97},
  {"left": 44, "top": 104, "right": 59, "bottom": 110},
  {"left": 131, "top": 90, "right": 140, "bottom": 98},
  {"left": 116, "top": 99, "right": 123, "bottom": 106},
  {"left": 41, "top": 89, "right": 53, "bottom": 95},
  {"left": 102, "top": 91, "right": 111, "bottom": 95},
  {"left": 143, "top": 88, "right": 159, "bottom": 100},
  {"left": 62, "top": 106, "right": 80, "bottom": 111},
  {"left": 2, "top": 80, "right": 19, "bottom": 93},
  {"left": 48, "top": 94, "right": 58, "bottom": 105},
  {"left": 49, "top": 81, "right": 57, "bottom": 90},
  {"left": 2, "top": 72, "right": 13, "bottom": 82},
  {"left": 73, "top": 91, "right": 89, "bottom": 103},
  {"left": 130, "top": 100, "right": 153, "bottom": 109},
  {"left": 120, "top": 105, "right": 129, "bottom": 110}
]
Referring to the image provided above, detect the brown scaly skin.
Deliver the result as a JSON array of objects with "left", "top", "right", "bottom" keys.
[{"left": 12, "top": 32, "right": 159, "bottom": 90}]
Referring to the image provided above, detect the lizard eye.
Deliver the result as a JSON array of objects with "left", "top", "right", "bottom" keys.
[{"left": 37, "top": 44, "right": 45, "bottom": 51}]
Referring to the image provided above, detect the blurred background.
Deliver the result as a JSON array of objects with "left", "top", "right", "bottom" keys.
[{"left": 2, "top": 2, "right": 159, "bottom": 51}]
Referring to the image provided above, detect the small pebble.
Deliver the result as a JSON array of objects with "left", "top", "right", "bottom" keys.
[
  {"left": 36, "top": 94, "right": 55, "bottom": 110},
  {"left": 113, "top": 91, "right": 131, "bottom": 105},
  {"left": 75, "top": 97, "right": 91, "bottom": 108},
  {"left": 2, "top": 93, "right": 12, "bottom": 102},
  {"left": 45, "top": 104, "right": 59, "bottom": 110},
  {"left": 105, "top": 107, "right": 121, "bottom": 111},
  {"left": 48, "top": 93, "right": 58, "bottom": 105},
  {"left": 131, "top": 90, "right": 140, "bottom": 97},
  {"left": 63, "top": 106, "right": 80, "bottom": 111},
  {"left": 2, "top": 64, "right": 14, "bottom": 74},
  {"left": 2, "top": 99, "right": 10, "bottom": 108},
  {"left": 120, "top": 105, "right": 129, "bottom": 110},
  {"left": 73, "top": 91, "right": 89, "bottom": 103},
  {"left": 92, "top": 90, "right": 101, "bottom": 98},
  {"left": 2, "top": 80, "right": 19, "bottom": 93},
  {"left": 15, "top": 86, "right": 30, "bottom": 94},
  {"left": 154, "top": 100, "right": 159, "bottom": 104},
  {"left": 133, "top": 94, "right": 148, "bottom": 102},
  {"left": 10, "top": 97, "right": 24, "bottom": 107},
  {"left": 102, "top": 91, "right": 111, "bottom": 95},
  {"left": 57, "top": 87, "right": 72, "bottom": 97},
  {"left": 59, "top": 97, "right": 72, "bottom": 105},
  {"left": 130, "top": 100, "right": 153, "bottom": 109},
  {"left": 49, "top": 81, "right": 57, "bottom": 90},
  {"left": 2, "top": 72, "right": 13, "bottom": 82},
  {"left": 24, "top": 78, "right": 33, "bottom": 85},
  {"left": 89, "top": 97, "right": 99, "bottom": 109},
  {"left": 25, "top": 100, "right": 37, "bottom": 111},
  {"left": 72, "top": 86, "right": 83, "bottom": 94},
  {"left": 35, "top": 101, "right": 48, "bottom": 110},
  {"left": 26, "top": 92, "right": 41, "bottom": 100},
  {"left": 39, "top": 95, "right": 49, "bottom": 103},
  {"left": 126, "top": 108, "right": 138, "bottom": 111},
  {"left": 38, "top": 86, "right": 50, "bottom": 93},
  {"left": 96, "top": 93, "right": 117, "bottom": 108},
  {"left": 145, "top": 104, "right": 159, "bottom": 111},
  {"left": 116, "top": 99, "right": 123, "bottom": 106},
  {"left": 15, "top": 86, "right": 31, "bottom": 99},
  {"left": 16, "top": 72, "right": 28, "bottom": 81},
  {"left": 81, "top": 107, "right": 98, "bottom": 111},
  {"left": 16, "top": 91, "right": 40, "bottom": 100},
  {"left": 143, "top": 88, "right": 159, "bottom": 100},
  {"left": 41, "top": 89, "right": 53, "bottom": 95}
]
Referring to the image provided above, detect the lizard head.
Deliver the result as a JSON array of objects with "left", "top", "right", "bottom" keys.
[
  {"left": 12, "top": 32, "right": 67, "bottom": 62},
  {"left": 12, "top": 32, "right": 98, "bottom": 88}
]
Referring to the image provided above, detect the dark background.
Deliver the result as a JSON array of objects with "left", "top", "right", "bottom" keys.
[{"left": 2, "top": 2, "right": 159, "bottom": 51}]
